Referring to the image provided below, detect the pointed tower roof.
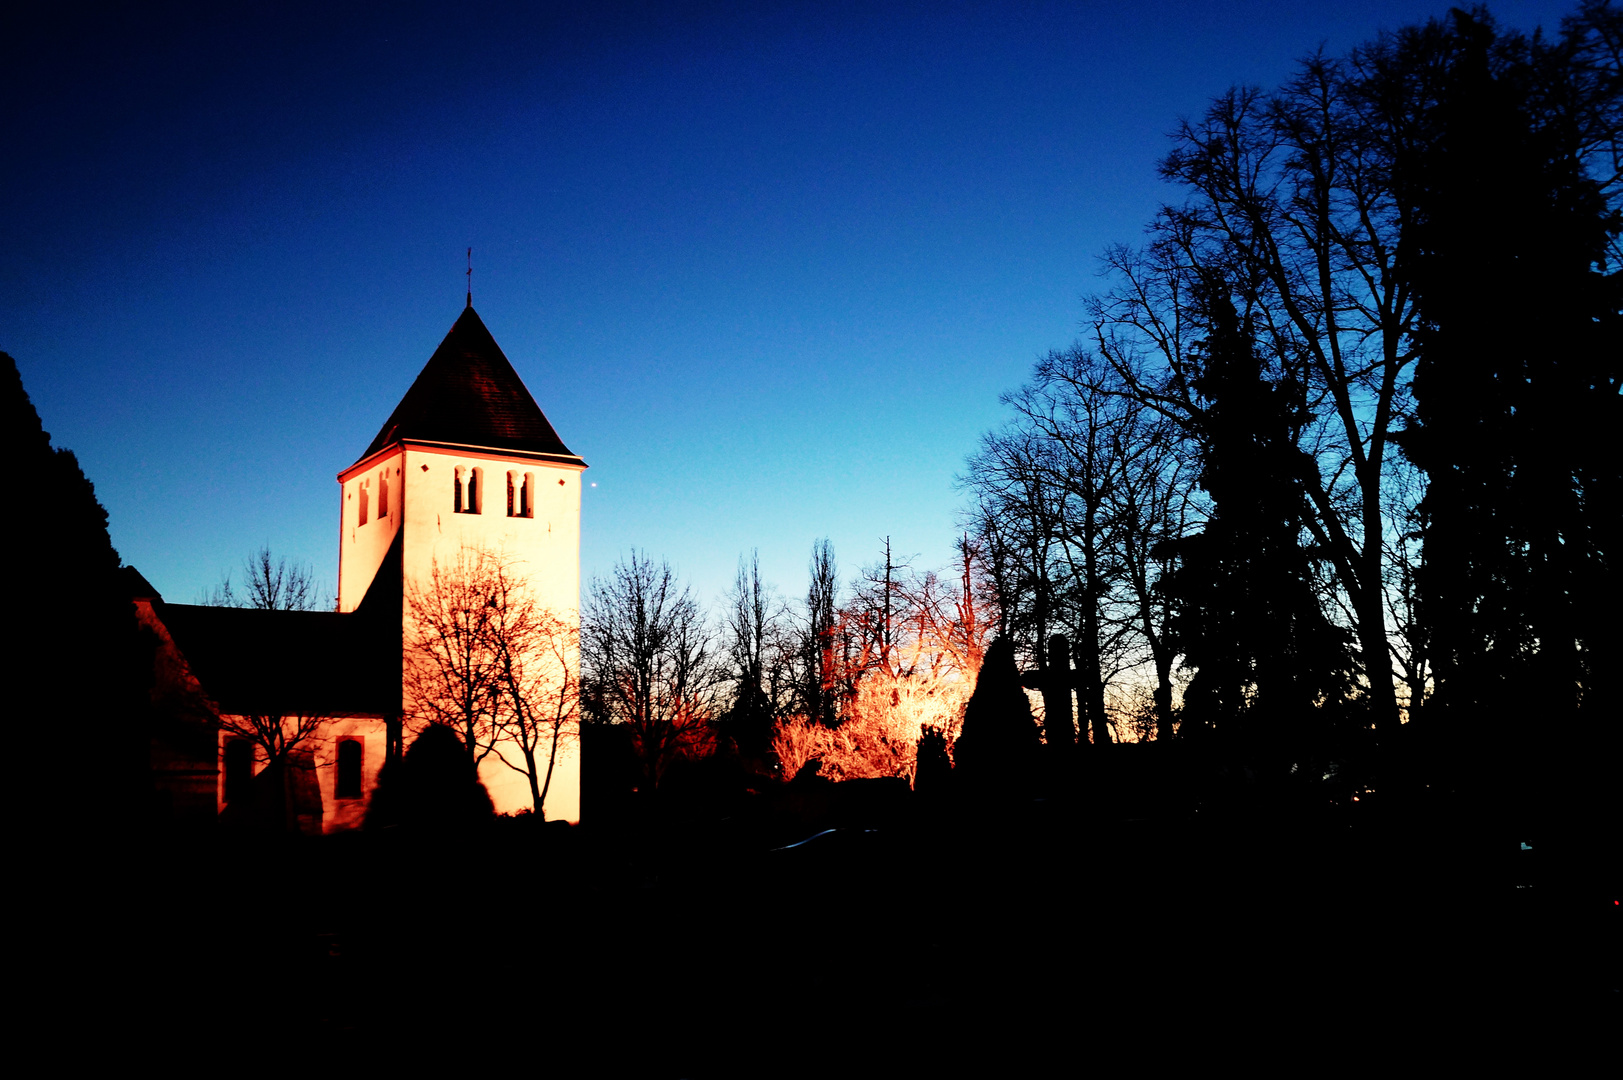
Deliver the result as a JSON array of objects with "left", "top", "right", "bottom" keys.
[{"left": 355, "top": 306, "right": 584, "bottom": 466}]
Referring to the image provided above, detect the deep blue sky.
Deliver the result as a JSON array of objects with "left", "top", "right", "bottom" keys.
[{"left": 3, "top": 0, "right": 1577, "bottom": 611}]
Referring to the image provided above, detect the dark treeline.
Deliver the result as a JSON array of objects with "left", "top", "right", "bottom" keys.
[
  {"left": 580, "top": 536, "right": 990, "bottom": 796},
  {"left": 964, "top": 1, "right": 1621, "bottom": 816}
]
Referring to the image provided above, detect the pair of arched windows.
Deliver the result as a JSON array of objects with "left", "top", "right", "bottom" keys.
[{"left": 507, "top": 471, "right": 535, "bottom": 518}]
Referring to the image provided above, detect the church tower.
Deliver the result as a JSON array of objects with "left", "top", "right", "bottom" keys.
[{"left": 336, "top": 305, "right": 586, "bottom": 821}]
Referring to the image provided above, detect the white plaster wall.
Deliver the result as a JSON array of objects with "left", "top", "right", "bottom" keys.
[
  {"left": 337, "top": 450, "right": 405, "bottom": 612},
  {"left": 400, "top": 446, "right": 583, "bottom": 822},
  {"left": 313, "top": 716, "right": 390, "bottom": 832},
  {"left": 215, "top": 715, "right": 388, "bottom": 833}
]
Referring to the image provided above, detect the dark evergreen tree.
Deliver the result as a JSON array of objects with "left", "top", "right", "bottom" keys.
[
  {"left": 952, "top": 638, "right": 1041, "bottom": 787},
  {"left": 1395, "top": 5, "right": 1621, "bottom": 798},
  {"left": 3, "top": 353, "right": 148, "bottom": 838},
  {"left": 364, "top": 724, "right": 495, "bottom": 832},
  {"left": 1158, "top": 293, "right": 1354, "bottom": 759}
]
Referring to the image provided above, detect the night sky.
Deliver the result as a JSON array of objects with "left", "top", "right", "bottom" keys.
[{"left": 3, "top": 0, "right": 1577, "bottom": 610}]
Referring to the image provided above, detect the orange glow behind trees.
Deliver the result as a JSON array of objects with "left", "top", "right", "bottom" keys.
[{"left": 771, "top": 541, "right": 992, "bottom": 785}]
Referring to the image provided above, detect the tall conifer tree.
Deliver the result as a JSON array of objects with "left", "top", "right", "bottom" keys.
[
  {"left": 1159, "top": 293, "right": 1353, "bottom": 756},
  {"left": 1397, "top": 6, "right": 1622, "bottom": 768}
]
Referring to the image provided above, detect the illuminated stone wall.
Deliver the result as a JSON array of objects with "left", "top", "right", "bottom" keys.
[{"left": 338, "top": 442, "right": 583, "bottom": 823}]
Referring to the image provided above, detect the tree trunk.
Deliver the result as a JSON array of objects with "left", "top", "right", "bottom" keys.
[
  {"left": 1080, "top": 600, "right": 1111, "bottom": 745},
  {"left": 524, "top": 746, "right": 544, "bottom": 817},
  {"left": 540, "top": 726, "right": 562, "bottom": 817}
]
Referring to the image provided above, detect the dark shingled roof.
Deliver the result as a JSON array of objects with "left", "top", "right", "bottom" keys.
[
  {"left": 154, "top": 533, "right": 405, "bottom": 718},
  {"left": 121, "top": 565, "right": 161, "bottom": 600},
  {"left": 158, "top": 604, "right": 399, "bottom": 717},
  {"left": 357, "top": 305, "right": 582, "bottom": 465}
]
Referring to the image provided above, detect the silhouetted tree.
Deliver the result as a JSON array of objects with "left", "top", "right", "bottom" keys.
[
  {"left": 204, "top": 546, "right": 333, "bottom": 831},
  {"left": 1090, "top": 46, "right": 1427, "bottom": 737},
  {"left": 952, "top": 638, "right": 1040, "bottom": 786},
  {"left": 1394, "top": 4, "right": 1621, "bottom": 782},
  {"left": 1158, "top": 290, "right": 1355, "bottom": 756},
  {"left": 364, "top": 724, "right": 494, "bottom": 832},
  {"left": 405, "top": 545, "right": 580, "bottom": 815},
  {"left": 404, "top": 546, "right": 502, "bottom": 770},
  {"left": 202, "top": 545, "right": 328, "bottom": 611},
  {"left": 4, "top": 353, "right": 145, "bottom": 835},
  {"left": 796, "top": 539, "right": 841, "bottom": 728},
  {"left": 719, "top": 551, "right": 792, "bottom": 759},
  {"left": 487, "top": 582, "right": 580, "bottom": 818},
  {"left": 965, "top": 348, "right": 1193, "bottom": 746},
  {"left": 583, "top": 551, "right": 721, "bottom": 791},
  {"left": 914, "top": 724, "right": 953, "bottom": 795},
  {"left": 768, "top": 541, "right": 987, "bottom": 784}
]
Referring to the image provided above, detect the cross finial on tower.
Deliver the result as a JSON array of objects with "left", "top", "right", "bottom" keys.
[{"left": 466, "top": 247, "right": 473, "bottom": 308}]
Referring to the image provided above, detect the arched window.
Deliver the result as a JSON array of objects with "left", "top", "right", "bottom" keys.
[
  {"left": 378, "top": 471, "right": 389, "bottom": 517},
  {"left": 521, "top": 473, "right": 534, "bottom": 517},
  {"left": 506, "top": 471, "right": 516, "bottom": 517},
  {"left": 336, "top": 739, "right": 363, "bottom": 800},
  {"left": 454, "top": 465, "right": 482, "bottom": 513},
  {"left": 224, "top": 739, "right": 253, "bottom": 806},
  {"left": 358, "top": 481, "right": 369, "bottom": 526}
]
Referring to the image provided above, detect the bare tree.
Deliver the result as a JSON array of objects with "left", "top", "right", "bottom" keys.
[
  {"left": 202, "top": 544, "right": 330, "bottom": 611},
  {"left": 405, "top": 546, "right": 503, "bottom": 768},
  {"left": 202, "top": 546, "right": 332, "bottom": 830},
  {"left": 404, "top": 545, "right": 580, "bottom": 816},
  {"left": 1085, "top": 46, "right": 1440, "bottom": 735},
  {"left": 487, "top": 574, "right": 580, "bottom": 817},
  {"left": 719, "top": 551, "right": 794, "bottom": 757},
  {"left": 1029, "top": 347, "right": 1198, "bottom": 741},
  {"left": 795, "top": 539, "right": 840, "bottom": 728},
  {"left": 964, "top": 350, "right": 1196, "bottom": 744},
  {"left": 583, "top": 551, "right": 722, "bottom": 790}
]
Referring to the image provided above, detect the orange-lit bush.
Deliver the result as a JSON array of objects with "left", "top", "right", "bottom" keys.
[{"left": 771, "top": 668, "right": 969, "bottom": 785}]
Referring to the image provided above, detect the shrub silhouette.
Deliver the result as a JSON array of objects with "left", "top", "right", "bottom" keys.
[
  {"left": 365, "top": 725, "right": 494, "bottom": 832},
  {"left": 914, "top": 724, "right": 953, "bottom": 795},
  {"left": 952, "top": 639, "right": 1039, "bottom": 786}
]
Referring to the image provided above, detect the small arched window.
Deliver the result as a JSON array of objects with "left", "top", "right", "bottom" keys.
[
  {"left": 521, "top": 473, "right": 534, "bottom": 517},
  {"left": 358, "top": 481, "right": 369, "bottom": 526},
  {"left": 468, "top": 467, "right": 482, "bottom": 514},
  {"left": 378, "top": 471, "right": 389, "bottom": 517},
  {"left": 506, "top": 471, "right": 516, "bottom": 517},
  {"left": 454, "top": 467, "right": 465, "bottom": 513},
  {"left": 336, "top": 739, "right": 363, "bottom": 800}
]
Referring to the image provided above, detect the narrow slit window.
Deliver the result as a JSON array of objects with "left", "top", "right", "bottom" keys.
[
  {"left": 507, "top": 471, "right": 516, "bottom": 517},
  {"left": 454, "top": 467, "right": 465, "bottom": 513},
  {"left": 336, "top": 739, "right": 363, "bottom": 800},
  {"left": 469, "top": 467, "right": 482, "bottom": 514},
  {"left": 358, "top": 481, "right": 369, "bottom": 526},
  {"left": 522, "top": 473, "right": 534, "bottom": 517},
  {"left": 378, "top": 471, "right": 389, "bottom": 517}
]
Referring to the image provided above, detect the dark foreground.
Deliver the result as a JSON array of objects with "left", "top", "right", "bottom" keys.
[{"left": 52, "top": 772, "right": 1620, "bottom": 1074}]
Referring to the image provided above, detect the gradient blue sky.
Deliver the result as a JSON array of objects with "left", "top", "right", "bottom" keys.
[{"left": 3, "top": 0, "right": 1577, "bottom": 612}]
